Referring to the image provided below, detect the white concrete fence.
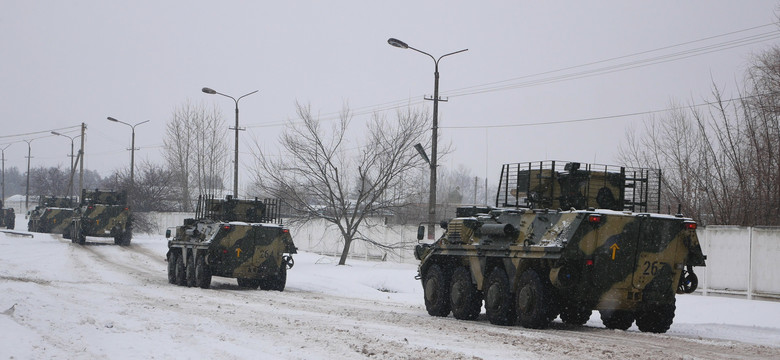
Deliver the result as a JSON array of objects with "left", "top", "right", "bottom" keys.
[{"left": 697, "top": 226, "right": 780, "bottom": 300}]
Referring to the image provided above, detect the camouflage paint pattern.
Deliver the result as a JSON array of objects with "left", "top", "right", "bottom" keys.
[
  {"left": 69, "top": 189, "right": 132, "bottom": 245},
  {"left": 76, "top": 204, "right": 131, "bottom": 237},
  {"left": 167, "top": 196, "right": 296, "bottom": 288},
  {"left": 417, "top": 161, "right": 704, "bottom": 332},
  {"left": 28, "top": 207, "right": 75, "bottom": 234},
  {"left": 0, "top": 208, "right": 14, "bottom": 229},
  {"left": 418, "top": 207, "right": 705, "bottom": 323}
]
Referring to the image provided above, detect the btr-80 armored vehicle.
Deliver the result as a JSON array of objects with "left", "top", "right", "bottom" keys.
[
  {"left": 28, "top": 196, "right": 77, "bottom": 234},
  {"left": 64, "top": 189, "right": 132, "bottom": 246},
  {"left": 0, "top": 200, "right": 14, "bottom": 229},
  {"left": 415, "top": 161, "right": 706, "bottom": 333},
  {"left": 166, "top": 195, "right": 297, "bottom": 291}
]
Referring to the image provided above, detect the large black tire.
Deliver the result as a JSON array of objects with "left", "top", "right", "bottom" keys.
[
  {"left": 6, "top": 215, "right": 14, "bottom": 230},
  {"left": 167, "top": 252, "right": 178, "bottom": 284},
  {"left": 195, "top": 254, "right": 211, "bottom": 289},
  {"left": 237, "top": 278, "right": 261, "bottom": 289},
  {"left": 266, "top": 264, "right": 287, "bottom": 291},
  {"left": 600, "top": 310, "right": 634, "bottom": 330},
  {"left": 423, "top": 264, "right": 451, "bottom": 317},
  {"left": 63, "top": 224, "right": 72, "bottom": 240},
  {"left": 449, "top": 267, "right": 481, "bottom": 320},
  {"left": 485, "top": 267, "right": 516, "bottom": 326},
  {"left": 174, "top": 253, "right": 187, "bottom": 286},
  {"left": 560, "top": 302, "right": 592, "bottom": 326},
  {"left": 515, "top": 269, "right": 552, "bottom": 329},
  {"left": 636, "top": 301, "right": 676, "bottom": 333},
  {"left": 185, "top": 254, "right": 196, "bottom": 287},
  {"left": 114, "top": 229, "right": 132, "bottom": 246},
  {"left": 72, "top": 223, "right": 85, "bottom": 245}
]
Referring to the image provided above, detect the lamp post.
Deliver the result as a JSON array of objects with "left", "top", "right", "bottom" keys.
[
  {"left": 202, "top": 87, "right": 259, "bottom": 198},
  {"left": 51, "top": 131, "right": 81, "bottom": 198},
  {"left": 1, "top": 144, "right": 10, "bottom": 203},
  {"left": 23, "top": 139, "right": 34, "bottom": 211},
  {"left": 388, "top": 37, "right": 468, "bottom": 240},
  {"left": 107, "top": 117, "right": 150, "bottom": 187}
]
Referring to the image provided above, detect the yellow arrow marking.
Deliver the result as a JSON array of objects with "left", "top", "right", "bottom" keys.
[
  {"left": 610, "top": 243, "right": 620, "bottom": 260},
  {"left": 236, "top": 248, "right": 242, "bottom": 258}
]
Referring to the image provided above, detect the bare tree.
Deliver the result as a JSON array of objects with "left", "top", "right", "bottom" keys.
[
  {"left": 619, "top": 45, "right": 780, "bottom": 226},
  {"left": 193, "top": 104, "right": 229, "bottom": 197},
  {"left": 29, "top": 165, "right": 69, "bottom": 196},
  {"left": 252, "top": 103, "right": 428, "bottom": 265},
  {"left": 163, "top": 100, "right": 229, "bottom": 211}
]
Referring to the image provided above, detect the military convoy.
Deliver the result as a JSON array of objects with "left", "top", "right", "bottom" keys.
[
  {"left": 63, "top": 189, "right": 132, "bottom": 246},
  {"left": 414, "top": 161, "right": 706, "bottom": 333},
  {"left": 0, "top": 200, "right": 14, "bottom": 229},
  {"left": 166, "top": 195, "right": 297, "bottom": 290},
  {"left": 27, "top": 196, "right": 77, "bottom": 234}
]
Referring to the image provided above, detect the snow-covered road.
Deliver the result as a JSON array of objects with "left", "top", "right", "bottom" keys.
[{"left": 2, "top": 225, "right": 780, "bottom": 359}]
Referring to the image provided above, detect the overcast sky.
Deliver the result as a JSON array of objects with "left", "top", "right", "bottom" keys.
[{"left": 1, "top": 1, "right": 778, "bottom": 195}]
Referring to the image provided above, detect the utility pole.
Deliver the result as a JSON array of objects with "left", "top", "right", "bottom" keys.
[
  {"left": 78, "top": 123, "right": 85, "bottom": 199},
  {"left": 388, "top": 37, "right": 468, "bottom": 240},
  {"left": 202, "top": 87, "right": 259, "bottom": 199},
  {"left": 1, "top": 144, "right": 10, "bottom": 203},
  {"left": 24, "top": 139, "right": 33, "bottom": 211}
]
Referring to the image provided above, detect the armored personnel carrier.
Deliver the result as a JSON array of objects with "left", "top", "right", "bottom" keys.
[
  {"left": 0, "top": 200, "right": 14, "bottom": 229},
  {"left": 414, "top": 161, "right": 706, "bottom": 333},
  {"left": 64, "top": 189, "right": 132, "bottom": 246},
  {"left": 27, "top": 196, "right": 77, "bottom": 234},
  {"left": 166, "top": 195, "right": 297, "bottom": 291}
]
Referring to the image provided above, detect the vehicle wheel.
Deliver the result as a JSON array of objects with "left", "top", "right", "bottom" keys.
[
  {"left": 122, "top": 225, "right": 133, "bottom": 246},
  {"left": 76, "top": 228, "right": 86, "bottom": 245},
  {"left": 174, "top": 253, "right": 187, "bottom": 286},
  {"left": 515, "top": 269, "right": 551, "bottom": 329},
  {"left": 237, "top": 278, "right": 260, "bottom": 289},
  {"left": 450, "top": 267, "right": 481, "bottom": 320},
  {"left": 195, "top": 254, "right": 211, "bottom": 289},
  {"left": 268, "top": 264, "right": 287, "bottom": 291},
  {"left": 114, "top": 230, "right": 131, "bottom": 246},
  {"left": 423, "top": 264, "right": 451, "bottom": 317},
  {"left": 185, "top": 254, "right": 196, "bottom": 287},
  {"left": 560, "top": 303, "right": 592, "bottom": 326},
  {"left": 71, "top": 223, "right": 86, "bottom": 245},
  {"left": 167, "top": 252, "right": 178, "bottom": 284},
  {"left": 27, "top": 220, "right": 33, "bottom": 232},
  {"left": 63, "top": 224, "right": 72, "bottom": 240},
  {"left": 636, "top": 301, "right": 675, "bottom": 333},
  {"left": 485, "top": 267, "right": 516, "bottom": 325},
  {"left": 7, "top": 216, "right": 14, "bottom": 230},
  {"left": 600, "top": 310, "right": 634, "bottom": 330}
]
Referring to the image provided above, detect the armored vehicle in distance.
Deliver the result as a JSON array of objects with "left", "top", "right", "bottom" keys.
[
  {"left": 166, "top": 195, "right": 297, "bottom": 291},
  {"left": 64, "top": 189, "right": 132, "bottom": 246},
  {"left": 415, "top": 161, "right": 706, "bottom": 333},
  {"left": 0, "top": 200, "right": 14, "bottom": 229},
  {"left": 27, "top": 196, "right": 77, "bottom": 234}
]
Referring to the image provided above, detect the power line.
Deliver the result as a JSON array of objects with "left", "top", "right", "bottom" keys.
[
  {"left": 247, "top": 23, "right": 779, "bottom": 129},
  {"left": 0, "top": 125, "right": 82, "bottom": 140},
  {"left": 445, "top": 24, "right": 780, "bottom": 97},
  {"left": 441, "top": 93, "right": 770, "bottom": 129}
]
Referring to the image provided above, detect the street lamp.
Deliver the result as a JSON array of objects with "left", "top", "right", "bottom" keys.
[
  {"left": 107, "top": 117, "right": 150, "bottom": 187},
  {"left": 202, "top": 87, "right": 259, "bottom": 198},
  {"left": 51, "top": 131, "right": 82, "bottom": 198},
  {"left": 23, "top": 139, "right": 34, "bottom": 211},
  {"left": 388, "top": 37, "right": 468, "bottom": 240}
]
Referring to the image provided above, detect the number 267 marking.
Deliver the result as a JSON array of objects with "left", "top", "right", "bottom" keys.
[{"left": 642, "top": 261, "right": 664, "bottom": 275}]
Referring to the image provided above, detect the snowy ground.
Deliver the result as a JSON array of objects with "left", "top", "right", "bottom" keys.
[{"left": 2, "top": 216, "right": 780, "bottom": 359}]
